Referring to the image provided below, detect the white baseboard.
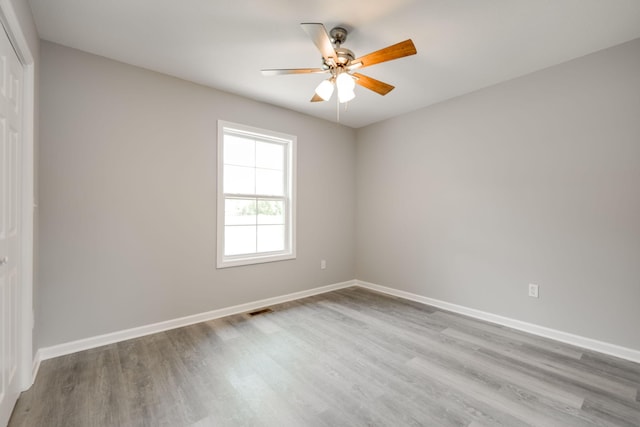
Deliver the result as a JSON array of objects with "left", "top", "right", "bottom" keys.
[
  {"left": 355, "top": 280, "right": 640, "bottom": 364},
  {"left": 38, "top": 280, "right": 356, "bottom": 361}
]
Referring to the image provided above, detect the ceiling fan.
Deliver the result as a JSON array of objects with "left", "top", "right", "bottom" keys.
[{"left": 261, "top": 23, "right": 417, "bottom": 104}]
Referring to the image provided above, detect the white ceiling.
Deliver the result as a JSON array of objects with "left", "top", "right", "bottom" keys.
[{"left": 28, "top": 0, "right": 640, "bottom": 128}]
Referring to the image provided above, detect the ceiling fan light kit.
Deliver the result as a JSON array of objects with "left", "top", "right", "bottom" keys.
[{"left": 261, "top": 23, "right": 417, "bottom": 107}]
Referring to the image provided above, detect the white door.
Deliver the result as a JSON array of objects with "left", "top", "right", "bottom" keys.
[{"left": 0, "top": 23, "right": 23, "bottom": 427}]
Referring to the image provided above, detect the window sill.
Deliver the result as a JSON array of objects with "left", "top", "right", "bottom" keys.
[{"left": 216, "top": 252, "right": 296, "bottom": 269}]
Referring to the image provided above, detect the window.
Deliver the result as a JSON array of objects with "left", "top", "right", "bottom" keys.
[{"left": 217, "top": 121, "right": 296, "bottom": 268}]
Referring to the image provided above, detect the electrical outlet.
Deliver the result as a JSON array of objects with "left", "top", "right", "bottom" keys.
[
  {"left": 528, "top": 283, "right": 539, "bottom": 298},
  {"left": 320, "top": 259, "right": 326, "bottom": 270}
]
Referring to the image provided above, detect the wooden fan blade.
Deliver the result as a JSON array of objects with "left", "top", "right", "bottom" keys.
[
  {"left": 352, "top": 39, "right": 417, "bottom": 69},
  {"left": 353, "top": 73, "right": 395, "bottom": 95},
  {"left": 261, "top": 68, "right": 326, "bottom": 76},
  {"left": 310, "top": 93, "right": 325, "bottom": 102},
  {"left": 301, "top": 23, "right": 337, "bottom": 61}
]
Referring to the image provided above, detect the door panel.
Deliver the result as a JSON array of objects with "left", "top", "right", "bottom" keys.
[{"left": 0, "top": 22, "right": 23, "bottom": 427}]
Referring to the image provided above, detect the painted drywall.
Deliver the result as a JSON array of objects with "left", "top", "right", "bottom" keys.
[
  {"left": 356, "top": 38, "right": 640, "bottom": 350},
  {"left": 38, "top": 41, "right": 356, "bottom": 347}
]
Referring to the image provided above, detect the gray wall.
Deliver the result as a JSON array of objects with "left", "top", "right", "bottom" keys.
[
  {"left": 39, "top": 35, "right": 640, "bottom": 352},
  {"left": 38, "top": 41, "right": 356, "bottom": 347},
  {"left": 356, "top": 38, "right": 640, "bottom": 350}
]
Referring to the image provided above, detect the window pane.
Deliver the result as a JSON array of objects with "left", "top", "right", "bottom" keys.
[
  {"left": 257, "top": 225, "right": 285, "bottom": 252},
  {"left": 226, "top": 198, "right": 257, "bottom": 225},
  {"left": 225, "top": 225, "right": 256, "bottom": 255},
  {"left": 257, "top": 200, "right": 284, "bottom": 225},
  {"left": 256, "top": 141, "right": 284, "bottom": 170},
  {"left": 224, "top": 135, "right": 254, "bottom": 166},
  {"left": 224, "top": 165, "right": 255, "bottom": 194},
  {"left": 256, "top": 168, "right": 283, "bottom": 196}
]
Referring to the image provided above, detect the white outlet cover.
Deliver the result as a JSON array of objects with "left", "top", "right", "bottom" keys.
[{"left": 528, "top": 283, "right": 539, "bottom": 298}]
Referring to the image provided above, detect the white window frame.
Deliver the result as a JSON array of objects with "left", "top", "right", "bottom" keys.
[{"left": 217, "top": 120, "right": 296, "bottom": 268}]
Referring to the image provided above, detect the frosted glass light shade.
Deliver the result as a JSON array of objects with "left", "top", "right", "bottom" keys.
[
  {"left": 336, "top": 72, "right": 355, "bottom": 92},
  {"left": 315, "top": 79, "right": 334, "bottom": 101},
  {"left": 336, "top": 72, "right": 356, "bottom": 103},
  {"left": 338, "top": 88, "right": 355, "bottom": 103}
]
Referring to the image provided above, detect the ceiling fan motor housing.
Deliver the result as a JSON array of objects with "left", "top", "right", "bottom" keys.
[
  {"left": 330, "top": 26, "right": 348, "bottom": 45},
  {"left": 336, "top": 48, "right": 354, "bottom": 65}
]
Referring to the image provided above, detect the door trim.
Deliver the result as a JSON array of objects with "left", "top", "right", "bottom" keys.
[{"left": 0, "top": 0, "right": 35, "bottom": 390}]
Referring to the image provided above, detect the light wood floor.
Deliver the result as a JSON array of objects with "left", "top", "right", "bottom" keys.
[{"left": 9, "top": 287, "right": 640, "bottom": 426}]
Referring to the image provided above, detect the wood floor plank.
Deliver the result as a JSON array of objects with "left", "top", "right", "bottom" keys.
[
  {"left": 8, "top": 287, "right": 640, "bottom": 426},
  {"left": 316, "top": 295, "right": 590, "bottom": 417},
  {"left": 442, "top": 327, "right": 639, "bottom": 402},
  {"left": 431, "top": 310, "right": 585, "bottom": 360},
  {"left": 82, "top": 344, "right": 132, "bottom": 427},
  {"left": 263, "top": 299, "right": 470, "bottom": 425},
  {"left": 408, "top": 355, "right": 595, "bottom": 427}
]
